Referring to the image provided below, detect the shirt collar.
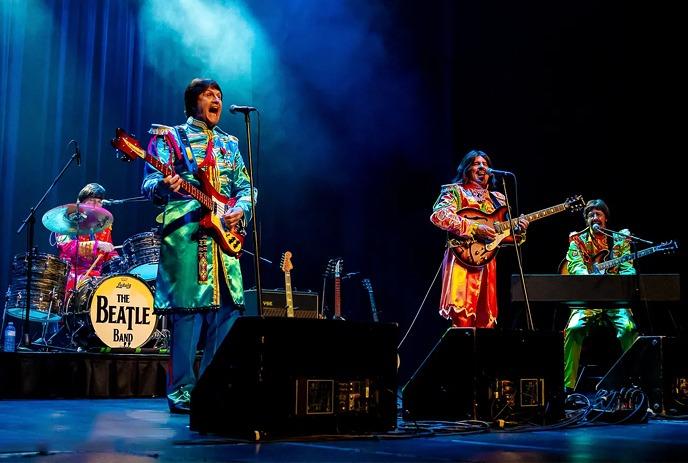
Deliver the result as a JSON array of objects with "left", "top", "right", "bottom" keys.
[{"left": 187, "top": 117, "right": 217, "bottom": 132}]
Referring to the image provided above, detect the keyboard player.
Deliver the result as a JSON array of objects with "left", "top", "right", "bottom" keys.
[{"left": 562, "top": 199, "right": 638, "bottom": 392}]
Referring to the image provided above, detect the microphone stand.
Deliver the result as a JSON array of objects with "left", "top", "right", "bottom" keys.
[
  {"left": 594, "top": 226, "right": 653, "bottom": 245},
  {"left": 16, "top": 149, "right": 80, "bottom": 350},
  {"left": 237, "top": 111, "right": 263, "bottom": 315},
  {"left": 594, "top": 225, "right": 655, "bottom": 334},
  {"left": 498, "top": 175, "right": 534, "bottom": 331}
]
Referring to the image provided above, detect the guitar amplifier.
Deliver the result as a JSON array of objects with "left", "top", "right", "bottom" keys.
[{"left": 244, "top": 289, "right": 320, "bottom": 318}]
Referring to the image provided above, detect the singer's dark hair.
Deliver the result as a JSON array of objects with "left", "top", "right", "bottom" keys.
[
  {"left": 184, "top": 78, "right": 222, "bottom": 117},
  {"left": 583, "top": 199, "right": 609, "bottom": 220},
  {"left": 77, "top": 183, "right": 106, "bottom": 202},
  {"left": 453, "top": 150, "right": 496, "bottom": 188}
]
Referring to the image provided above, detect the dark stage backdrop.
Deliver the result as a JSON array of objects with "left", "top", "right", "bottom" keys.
[{"left": 1, "top": 0, "right": 685, "bottom": 381}]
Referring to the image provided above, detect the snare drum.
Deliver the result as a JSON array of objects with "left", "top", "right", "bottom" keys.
[
  {"left": 65, "top": 274, "right": 156, "bottom": 349},
  {"left": 4, "top": 252, "right": 70, "bottom": 322},
  {"left": 122, "top": 232, "right": 160, "bottom": 282}
]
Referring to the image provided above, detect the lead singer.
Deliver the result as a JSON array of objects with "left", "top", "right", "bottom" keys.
[
  {"left": 430, "top": 150, "right": 528, "bottom": 328},
  {"left": 141, "top": 78, "right": 254, "bottom": 414}
]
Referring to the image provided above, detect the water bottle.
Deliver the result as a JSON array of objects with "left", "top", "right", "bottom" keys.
[{"left": 4, "top": 322, "right": 16, "bottom": 352}]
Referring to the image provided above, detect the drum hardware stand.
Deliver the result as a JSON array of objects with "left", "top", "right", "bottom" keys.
[
  {"left": 151, "top": 318, "right": 171, "bottom": 351},
  {"left": 32, "top": 289, "right": 58, "bottom": 350},
  {"left": 16, "top": 140, "right": 80, "bottom": 350}
]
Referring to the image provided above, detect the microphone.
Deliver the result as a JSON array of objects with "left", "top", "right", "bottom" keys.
[
  {"left": 592, "top": 223, "right": 601, "bottom": 233},
  {"left": 229, "top": 104, "right": 257, "bottom": 114},
  {"left": 74, "top": 141, "right": 81, "bottom": 166},
  {"left": 486, "top": 168, "right": 513, "bottom": 177},
  {"left": 101, "top": 199, "right": 124, "bottom": 206}
]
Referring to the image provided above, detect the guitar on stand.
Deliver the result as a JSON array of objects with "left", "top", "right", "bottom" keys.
[
  {"left": 361, "top": 278, "right": 380, "bottom": 322},
  {"left": 326, "top": 258, "right": 345, "bottom": 320},
  {"left": 280, "top": 251, "right": 295, "bottom": 318}
]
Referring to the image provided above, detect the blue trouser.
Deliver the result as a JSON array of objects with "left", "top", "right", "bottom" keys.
[{"left": 167, "top": 277, "right": 241, "bottom": 397}]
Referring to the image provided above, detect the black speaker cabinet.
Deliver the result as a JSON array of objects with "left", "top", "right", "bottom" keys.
[
  {"left": 597, "top": 336, "right": 688, "bottom": 415},
  {"left": 190, "top": 317, "right": 398, "bottom": 438},
  {"left": 402, "top": 328, "right": 564, "bottom": 423}
]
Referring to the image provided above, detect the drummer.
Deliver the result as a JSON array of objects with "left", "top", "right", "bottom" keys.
[{"left": 55, "top": 183, "right": 119, "bottom": 291}]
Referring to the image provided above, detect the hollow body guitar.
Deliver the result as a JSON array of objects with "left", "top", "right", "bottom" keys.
[{"left": 450, "top": 195, "right": 585, "bottom": 267}]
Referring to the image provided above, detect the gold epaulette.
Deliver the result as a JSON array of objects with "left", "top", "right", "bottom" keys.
[
  {"left": 148, "top": 124, "right": 174, "bottom": 136},
  {"left": 569, "top": 228, "right": 588, "bottom": 239}
]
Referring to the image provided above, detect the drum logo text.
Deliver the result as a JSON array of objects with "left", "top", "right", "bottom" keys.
[{"left": 95, "top": 294, "right": 152, "bottom": 331}]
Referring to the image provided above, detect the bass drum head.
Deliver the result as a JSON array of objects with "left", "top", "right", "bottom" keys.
[{"left": 87, "top": 274, "right": 157, "bottom": 349}]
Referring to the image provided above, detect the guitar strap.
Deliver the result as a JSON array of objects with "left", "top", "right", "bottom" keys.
[
  {"left": 174, "top": 127, "right": 199, "bottom": 174},
  {"left": 175, "top": 126, "right": 210, "bottom": 284},
  {"left": 488, "top": 191, "right": 503, "bottom": 211}
]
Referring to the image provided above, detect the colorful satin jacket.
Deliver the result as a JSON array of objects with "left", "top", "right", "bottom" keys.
[
  {"left": 430, "top": 182, "right": 506, "bottom": 327},
  {"left": 566, "top": 229, "right": 635, "bottom": 276},
  {"left": 141, "top": 117, "right": 253, "bottom": 313},
  {"left": 56, "top": 227, "right": 119, "bottom": 289}
]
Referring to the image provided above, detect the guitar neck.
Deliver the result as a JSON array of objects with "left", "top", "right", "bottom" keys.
[
  {"left": 334, "top": 277, "right": 341, "bottom": 318},
  {"left": 366, "top": 289, "right": 379, "bottom": 322},
  {"left": 284, "top": 271, "right": 294, "bottom": 309},
  {"left": 143, "top": 153, "right": 212, "bottom": 209},
  {"left": 597, "top": 246, "right": 659, "bottom": 271},
  {"left": 497, "top": 202, "right": 568, "bottom": 230}
]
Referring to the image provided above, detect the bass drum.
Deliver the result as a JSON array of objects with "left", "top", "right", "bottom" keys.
[{"left": 65, "top": 274, "right": 157, "bottom": 349}]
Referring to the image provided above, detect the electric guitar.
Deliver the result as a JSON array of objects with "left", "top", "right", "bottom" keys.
[
  {"left": 560, "top": 240, "right": 678, "bottom": 275},
  {"left": 280, "top": 251, "right": 294, "bottom": 318},
  {"left": 450, "top": 195, "right": 585, "bottom": 267},
  {"left": 326, "top": 258, "right": 345, "bottom": 320},
  {"left": 361, "top": 278, "right": 380, "bottom": 322},
  {"left": 111, "top": 128, "right": 244, "bottom": 256}
]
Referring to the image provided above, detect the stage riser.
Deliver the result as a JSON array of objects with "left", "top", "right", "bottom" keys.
[{"left": 0, "top": 352, "right": 168, "bottom": 398}]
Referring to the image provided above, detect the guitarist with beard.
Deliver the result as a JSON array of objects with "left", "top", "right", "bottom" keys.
[
  {"left": 562, "top": 199, "right": 638, "bottom": 393},
  {"left": 430, "top": 150, "right": 528, "bottom": 328},
  {"left": 141, "top": 78, "right": 253, "bottom": 414}
]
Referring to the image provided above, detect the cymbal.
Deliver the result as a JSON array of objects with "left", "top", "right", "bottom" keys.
[{"left": 42, "top": 203, "right": 113, "bottom": 235}]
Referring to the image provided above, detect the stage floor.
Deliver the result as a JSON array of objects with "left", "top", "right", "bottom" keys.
[{"left": 0, "top": 399, "right": 687, "bottom": 462}]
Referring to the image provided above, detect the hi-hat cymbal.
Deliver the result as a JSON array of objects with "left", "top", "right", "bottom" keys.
[{"left": 42, "top": 203, "right": 113, "bottom": 235}]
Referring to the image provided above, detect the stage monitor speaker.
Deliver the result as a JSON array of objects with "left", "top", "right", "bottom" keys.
[
  {"left": 597, "top": 336, "right": 688, "bottom": 415},
  {"left": 190, "top": 317, "right": 398, "bottom": 439},
  {"left": 402, "top": 328, "right": 564, "bottom": 423},
  {"left": 244, "top": 289, "right": 319, "bottom": 318}
]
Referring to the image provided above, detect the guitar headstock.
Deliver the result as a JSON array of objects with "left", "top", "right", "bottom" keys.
[
  {"left": 362, "top": 278, "right": 373, "bottom": 292},
  {"left": 564, "top": 195, "right": 585, "bottom": 212},
  {"left": 111, "top": 128, "right": 145, "bottom": 162},
  {"left": 657, "top": 240, "right": 679, "bottom": 254},
  {"left": 326, "top": 258, "right": 344, "bottom": 278},
  {"left": 280, "top": 251, "right": 293, "bottom": 273}
]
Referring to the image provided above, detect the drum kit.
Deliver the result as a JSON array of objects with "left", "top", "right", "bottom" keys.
[{"left": 3, "top": 202, "right": 166, "bottom": 351}]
